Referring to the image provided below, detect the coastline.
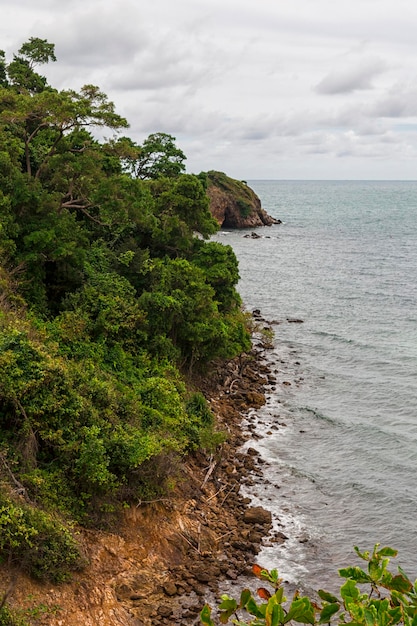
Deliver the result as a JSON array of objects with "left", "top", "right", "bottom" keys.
[{"left": 1, "top": 314, "right": 282, "bottom": 626}]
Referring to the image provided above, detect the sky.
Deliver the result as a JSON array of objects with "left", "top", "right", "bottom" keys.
[{"left": 2, "top": 0, "right": 417, "bottom": 179}]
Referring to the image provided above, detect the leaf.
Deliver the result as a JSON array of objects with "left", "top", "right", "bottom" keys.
[
  {"left": 389, "top": 574, "right": 413, "bottom": 593},
  {"left": 355, "top": 546, "right": 371, "bottom": 561},
  {"left": 200, "top": 604, "right": 215, "bottom": 626},
  {"left": 270, "top": 603, "right": 285, "bottom": 626},
  {"left": 239, "top": 588, "right": 252, "bottom": 609},
  {"left": 253, "top": 564, "right": 266, "bottom": 578},
  {"left": 218, "top": 595, "right": 240, "bottom": 623},
  {"left": 339, "top": 566, "right": 371, "bottom": 584},
  {"left": 318, "top": 590, "right": 339, "bottom": 604},
  {"left": 319, "top": 603, "right": 340, "bottom": 623},
  {"left": 218, "top": 598, "right": 238, "bottom": 612},
  {"left": 247, "top": 596, "right": 266, "bottom": 619},
  {"left": 377, "top": 547, "right": 398, "bottom": 558},
  {"left": 275, "top": 587, "right": 285, "bottom": 604},
  {"left": 340, "top": 579, "right": 361, "bottom": 601},
  {"left": 258, "top": 587, "right": 272, "bottom": 600},
  {"left": 364, "top": 606, "right": 377, "bottom": 626},
  {"left": 284, "top": 597, "right": 315, "bottom": 624}
]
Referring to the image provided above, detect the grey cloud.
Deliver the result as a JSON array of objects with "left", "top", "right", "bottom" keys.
[
  {"left": 42, "top": 6, "right": 144, "bottom": 68},
  {"left": 109, "top": 49, "right": 203, "bottom": 92},
  {"left": 372, "top": 83, "right": 417, "bottom": 118},
  {"left": 315, "top": 56, "right": 386, "bottom": 95}
]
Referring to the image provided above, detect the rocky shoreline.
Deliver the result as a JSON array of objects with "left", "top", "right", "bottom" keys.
[
  {"left": 2, "top": 315, "right": 283, "bottom": 626},
  {"left": 133, "top": 315, "right": 283, "bottom": 625}
]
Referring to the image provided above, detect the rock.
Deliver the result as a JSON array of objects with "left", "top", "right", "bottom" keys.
[
  {"left": 243, "top": 506, "right": 272, "bottom": 525},
  {"left": 192, "top": 567, "right": 212, "bottom": 584},
  {"left": 248, "top": 531, "right": 264, "bottom": 543},
  {"left": 157, "top": 605, "right": 174, "bottom": 618},
  {"left": 163, "top": 582, "right": 178, "bottom": 596},
  {"left": 206, "top": 171, "right": 280, "bottom": 228},
  {"left": 244, "top": 391, "right": 265, "bottom": 407},
  {"left": 193, "top": 584, "right": 206, "bottom": 596},
  {"left": 130, "top": 593, "right": 147, "bottom": 601}
]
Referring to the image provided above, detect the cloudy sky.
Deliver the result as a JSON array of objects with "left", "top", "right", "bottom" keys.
[{"left": 2, "top": 0, "right": 417, "bottom": 179}]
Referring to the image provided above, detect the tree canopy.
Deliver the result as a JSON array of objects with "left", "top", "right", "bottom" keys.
[{"left": 0, "top": 38, "right": 251, "bottom": 581}]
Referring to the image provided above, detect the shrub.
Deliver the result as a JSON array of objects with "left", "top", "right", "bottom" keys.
[
  {"left": 201, "top": 545, "right": 417, "bottom": 626},
  {"left": 0, "top": 604, "right": 28, "bottom": 626},
  {"left": 184, "top": 392, "right": 225, "bottom": 452},
  {"left": 0, "top": 492, "right": 86, "bottom": 582}
]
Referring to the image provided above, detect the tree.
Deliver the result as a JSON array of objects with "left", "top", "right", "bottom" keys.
[
  {"left": 6, "top": 37, "right": 57, "bottom": 93},
  {"left": 146, "top": 174, "right": 218, "bottom": 257},
  {"left": 0, "top": 38, "right": 252, "bottom": 558},
  {"left": 0, "top": 84, "right": 128, "bottom": 178},
  {"left": 193, "top": 241, "right": 242, "bottom": 312},
  {"left": 126, "top": 132, "right": 186, "bottom": 179},
  {"left": 0, "top": 51, "right": 7, "bottom": 87}
]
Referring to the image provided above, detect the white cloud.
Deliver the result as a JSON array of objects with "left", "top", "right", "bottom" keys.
[
  {"left": 1, "top": 0, "right": 417, "bottom": 178},
  {"left": 315, "top": 56, "right": 387, "bottom": 95}
]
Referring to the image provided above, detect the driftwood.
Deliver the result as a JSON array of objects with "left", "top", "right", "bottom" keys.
[{"left": 201, "top": 454, "right": 217, "bottom": 488}]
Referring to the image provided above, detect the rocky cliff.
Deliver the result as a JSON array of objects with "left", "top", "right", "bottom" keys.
[{"left": 206, "top": 171, "right": 280, "bottom": 228}]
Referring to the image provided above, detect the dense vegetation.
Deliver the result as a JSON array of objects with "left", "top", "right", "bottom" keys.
[{"left": 0, "top": 38, "right": 251, "bottom": 582}]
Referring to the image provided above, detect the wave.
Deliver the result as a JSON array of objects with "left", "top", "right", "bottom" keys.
[
  {"left": 298, "top": 406, "right": 339, "bottom": 425},
  {"left": 312, "top": 329, "right": 374, "bottom": 350}
]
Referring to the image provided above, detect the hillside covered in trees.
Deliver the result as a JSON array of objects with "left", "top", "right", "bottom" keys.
[{"left": 0, "top": 38, "right": 253, "bottom": 588}]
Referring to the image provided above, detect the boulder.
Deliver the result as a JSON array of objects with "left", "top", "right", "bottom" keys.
[{"left": 243, "top": 506, "right": 272, "bottom": 525}]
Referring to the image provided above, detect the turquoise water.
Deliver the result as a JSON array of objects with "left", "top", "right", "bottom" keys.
[{"left": 215, "top": 181, "right": 417, "bottom": 590}]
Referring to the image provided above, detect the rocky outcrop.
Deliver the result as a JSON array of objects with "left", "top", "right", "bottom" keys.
[{"left": 206, "top": 171, "right": 281, "bottom": 229}]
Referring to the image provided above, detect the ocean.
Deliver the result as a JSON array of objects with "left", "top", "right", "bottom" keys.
[{"left": 214, "top": 180, "right": 417, "bottom": 593}]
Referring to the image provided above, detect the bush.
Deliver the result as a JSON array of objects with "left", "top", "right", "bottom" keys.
[
  {"left": 184, "top": 392, "right": 225, "bottom": 452},
  {"left": 0, "top": 493, "right": 86, "bottom": 582},
  {"left": 201, "top": 545, "right": 417, "bottom": 626},
  {"left": 0, "top": 604, "right": 28, "bottom": 626}
]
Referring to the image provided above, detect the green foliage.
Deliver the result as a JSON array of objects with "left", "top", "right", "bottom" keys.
[
  {"left": 0, "top": 491, "right": 85, "bottom": 582},
  {"left": 0, "top": 37, "right": 253, "bottom": 576},
  {"left": 184, "top": 392, "right": 226, "bottom": 451},
  {"left": 0, "top": 320, "right": 187, "bottom": 513},
  {"left": 128, "top": 132, "right": 186, "bottom": 179},
  {"left": 147, "top": 174, "right": 219, "bottom": 255},
  {"left": 237, "top": 198, "right": 252, "bottom": 218},
  {"left": 6, "top": 37, "right": 56, "bottom": 94},
  {"left": 201, "top": 545, "right": 417, "bottom": 626},
  {"left": 139, "top": 256, "right": 250, "bottom": 366},
  {"left": 0, "top": 603, "right": 29, "bottom": 626},
  {"left": 193, "top": 241, "right": 242, "bottom": 312}
]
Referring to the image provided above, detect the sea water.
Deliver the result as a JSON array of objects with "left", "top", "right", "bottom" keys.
[{"left": 215, "top": 180, "right": 417, "bottom": 592}]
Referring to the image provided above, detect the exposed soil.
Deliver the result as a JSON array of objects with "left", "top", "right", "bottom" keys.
[{"left": 1, "top": 320, "right": 279, "bottom": 626}]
